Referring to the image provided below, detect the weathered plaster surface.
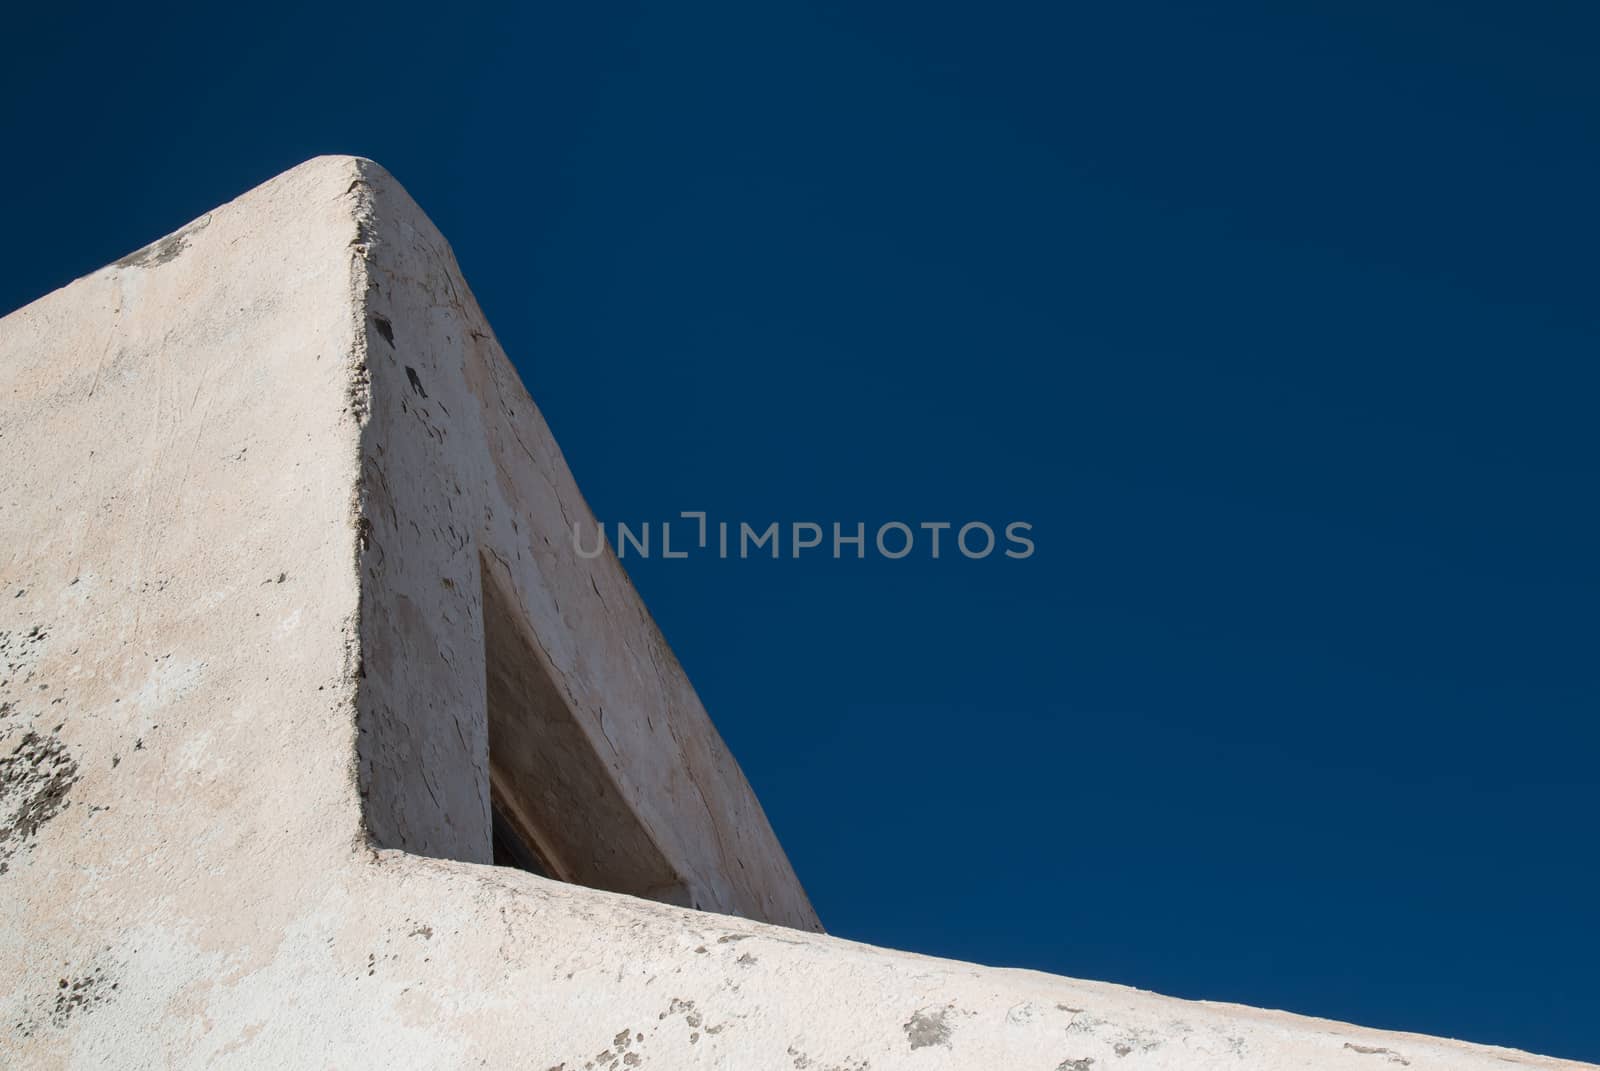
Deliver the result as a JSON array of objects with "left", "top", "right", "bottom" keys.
[
  {"left": 0, "top": 157, "right": 1590, "bottom": 1070},
  {"left": 346, "top": 163, "right": 815, "bottom": 924}
]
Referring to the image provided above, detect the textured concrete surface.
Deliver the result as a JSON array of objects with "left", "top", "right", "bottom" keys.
[{"left": 0, "top": 156, "right": 1591, "bottom": 1069}]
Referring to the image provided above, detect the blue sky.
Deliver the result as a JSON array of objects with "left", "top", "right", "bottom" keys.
[{"left": 4, "top": 1, "right": 1597, "bottom": 1060}]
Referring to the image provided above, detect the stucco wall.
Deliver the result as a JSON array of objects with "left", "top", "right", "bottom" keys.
[
  {"left": 0, "top": 156, "right": 1589, "bottom": 1070},
  {"left": 347, "top": 160, "right": 819, "bottom": 925}
]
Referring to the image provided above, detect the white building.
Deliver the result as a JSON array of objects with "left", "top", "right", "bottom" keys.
[{"left": 0, "top": 157, "right": 1586, "bottom": 1070}]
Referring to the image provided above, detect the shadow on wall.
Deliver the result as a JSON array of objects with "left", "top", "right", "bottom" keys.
[{"left": 481, "top": 553, "right": 693, "bottom": 908}]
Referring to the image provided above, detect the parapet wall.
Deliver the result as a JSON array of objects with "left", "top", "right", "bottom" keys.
[{"left": 345, "top": 160, "right": 817, "bottom": 926}]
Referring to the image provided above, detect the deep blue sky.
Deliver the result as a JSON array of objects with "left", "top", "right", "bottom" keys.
[{"left": 5, "top": 1, "right": 1597, "bottom": 1060}]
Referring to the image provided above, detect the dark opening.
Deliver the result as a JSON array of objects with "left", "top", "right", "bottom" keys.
[{"left": 491, "top": 796, "right": 550, "bottom": 877}]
